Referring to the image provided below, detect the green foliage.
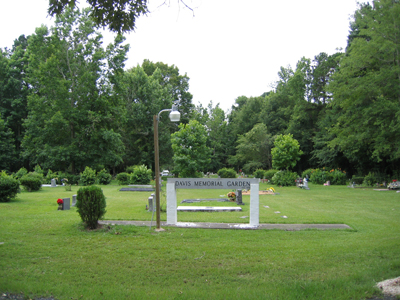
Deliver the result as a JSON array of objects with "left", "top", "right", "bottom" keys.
[
  {"left": 0, "top": 117, "right": 16, "bottom": 171},
  {"left": 14, "top": 167, "right": 27, "bottom": 179},
  {"left": 171, "top": 120, "right": 211, "bottom": 178},
  {"left": 328, "top": 169, "right": 348, "bottom": 185},
  {"left": 351, "top": 176, "right": 364, "bottom": 185},
  {"left": 97, "top": 169, "right": 112, "bottom": 185},
  {"left": 363, "top": 172, "right": 378, "bottom": 187},
  {"left": 309, "top": 169, "right": 328, "bottom": 185},
  {"left": 271, "top": 134, "right": 303, "bottom": 170},
  {"left": 326, "top": 1, "right": 400, "bottom": 169},
  {"left": 0, "top": 172, "right": 20, "bottom": 202},
  {"left": 271, "top": 170, "right": 298, "bottom": 186},
  {"left": 116, "top": 172, "right": 130, "bottom": 185},
  {"left": 125, "top": 166, "right": 135, "bottom": 173},
  {"left": 217, "top": 168, "right": 236, "bottom": 178},
  {"left": 80, "top": 166, "right": 97, "bottom": 186},
  {"left": 48, "top": 0, "right": 148, "bottom": 33},
  {"left": 44, "top": 169, "right": 57, "bottom": 184},
  {"left": 301, "top": 168, "right": 313, "bottom": 179},
  {"left": 131, "top": 165, "right": 152, "bottom": 185},
  {"left": 20, "top": 172, "right": 43, "bottom": 192},
  {"left": 34, "top": 165, "right": 44, "bottom": 175},
  {"left": 76, "top": 186, "right": 106, "bottom": 229},
  {"left": 22, "top": 8, "right": 127, "bottom": 173},
  {"left": 253, "top": 169, "right": 266, "bottom": 179},
  {"left": 264, "top": 169, "right": 279, "bottom": 180},
  {"left": 229, "top": 123, "right": 273, "bottom": 173}
]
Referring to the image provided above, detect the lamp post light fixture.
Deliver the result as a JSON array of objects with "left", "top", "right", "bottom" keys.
[{"left": 153, "top": 104, "right": 180, "bottom": 231}]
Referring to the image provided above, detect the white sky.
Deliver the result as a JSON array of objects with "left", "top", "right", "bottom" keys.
[{"left": 0, "top": 0, "right": 359, "bottom": 112}]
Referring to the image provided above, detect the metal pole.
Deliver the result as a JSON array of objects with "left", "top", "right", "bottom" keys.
[{"left": 153, "top": 115, "right": 162, "bottom": 230}]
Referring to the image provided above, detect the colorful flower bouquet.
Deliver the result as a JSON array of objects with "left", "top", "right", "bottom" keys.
[
  {"left": 227, "top": 192, "right": 236, "bottom": 201},
  {"left": 57, "top": 198, "right": 63, "bottom": 210}
]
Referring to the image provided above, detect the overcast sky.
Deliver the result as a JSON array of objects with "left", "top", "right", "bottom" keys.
[{"left": 0, "top": 0, "right": 359, "bottom": 112}]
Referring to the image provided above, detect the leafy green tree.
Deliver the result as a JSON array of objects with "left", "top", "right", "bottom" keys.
[
  {"left": 0, "top": 117, "right": 16, "bottom": 171},
  {"left": 326, "top": 0, "right": 400, "bottom": 173},
  {"left": 48, "top": 0, "right": 194, "bottom": 33},
  {"left": 271, "top": 134, "right": 303, "bottom": 170},
  {"left": 22, "top": 8, "right": 127, "bottom": 173},
  {"left": 171, "top": 120, "right": 211, "bottom": 177},
  {"left": 0, "top": 37, "right": 30, "bottom": 171},
  {"left": 48, "top": 0, "right": 149, "bottom": 33},
  {"left": 229, "top": 123, "right": 273, "bottom": 174},
  {"left": 141, "top": 59, "right": 194, "bottom": 124},
  {"left": 117, "top": 66, "right": 173, "bottom": 169}
]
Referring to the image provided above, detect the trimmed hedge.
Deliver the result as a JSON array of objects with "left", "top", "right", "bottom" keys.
[
  {"left": 76, "top": 186, "right": 106, "bottom": 229},
  {"left": 20, "top": 172, "right": 43, "bottom": 192},
  {"left": 271, "top": 170, "right": 298, "bottom": 186},
  {"left": 217, "top": 168, "right": 236, "bottom": 178},
  {"left": 0, "top": 172, "right": 20, "bottom": 202}
]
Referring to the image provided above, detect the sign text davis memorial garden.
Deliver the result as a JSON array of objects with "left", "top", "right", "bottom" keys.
[{"left": 166, "top": 178, "right": 261, "bottom": 227}]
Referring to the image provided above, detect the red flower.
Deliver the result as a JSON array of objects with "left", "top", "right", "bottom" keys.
[
  {"left": 57, "top": 198, "right": 63, "bottom": 204},
  {"left": 393, "top": 179, "right": 397, "bottom": 182}
]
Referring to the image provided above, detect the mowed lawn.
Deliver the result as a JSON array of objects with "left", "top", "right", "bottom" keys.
[{"left": 0, "top": 182, "right": 399, "bottom": 300}]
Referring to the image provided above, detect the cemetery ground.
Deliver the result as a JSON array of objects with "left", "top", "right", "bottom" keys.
[{"left": 0, "top": 182, "right": 399, "bottom": 300}]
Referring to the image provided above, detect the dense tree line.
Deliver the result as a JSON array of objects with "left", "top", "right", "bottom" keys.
[{"left": 1, "top": 1, "right": 400, "bottom": 179}]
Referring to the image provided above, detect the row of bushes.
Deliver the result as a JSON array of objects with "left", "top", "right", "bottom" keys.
[
  {"left": 253, "top": 168, "right": 348, "bottom": 186},
  {"left": 116, "top": 165, "right": 152, "bottom": 185}
]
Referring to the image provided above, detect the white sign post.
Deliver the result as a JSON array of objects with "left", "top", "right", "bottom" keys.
[{"left": 166, "top": 178, "right": 260, "bottom": 227}]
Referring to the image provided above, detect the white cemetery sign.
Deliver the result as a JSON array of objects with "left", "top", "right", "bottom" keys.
[{"left": 166, "top": 178, "right": 260, "bottom": 227}]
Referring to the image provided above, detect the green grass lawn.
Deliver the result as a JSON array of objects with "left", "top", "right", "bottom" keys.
[{"left": 0, "top": 182, "right": 399, "bottom": 299}]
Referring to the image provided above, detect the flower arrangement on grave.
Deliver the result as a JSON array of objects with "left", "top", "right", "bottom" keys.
[
  {"left": 388, "top": 180, "right": 400, "bottom": 190},
  {"left": 227, "top": 192, "right": 236, "bottom": 201},
  {"left": 267, "top": 187, "right": 275, "bottom": 193},
  {"left": 57, "top": 198, "right": 63, "bottom": 210}
]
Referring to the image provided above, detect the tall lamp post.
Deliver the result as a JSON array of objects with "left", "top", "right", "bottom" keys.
[{"left": 154, "top": 104, "right": 180, "bottom": 231}]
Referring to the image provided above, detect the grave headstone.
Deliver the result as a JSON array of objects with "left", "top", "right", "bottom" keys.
[
  {"left": 51, "top": 178, "right": 56, "bottom": 187},
  {"left": 236, "top": 189, "right": 244, "bottom": 205},
  {"left": 148, "top": 196, "right": 155, "bottom": 212},
  {"left": 72, "top": 194, "right": 77, "bottom": 207},
  {"left": 303, "top": 178, "right": 310, "bottom": 190},
  {"left": 62, "top": 198, "right": 70, "bottom": 210}
]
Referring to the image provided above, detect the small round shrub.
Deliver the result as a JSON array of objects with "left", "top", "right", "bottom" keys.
[
  {"left": 116, "top": 172, "right": 130, "bottom": 185},
  {"left": 217, "top": 168, "right": 236, "bottom": 178},
  {"left": 80, "top": 166, "right": 97, "bottom": 186},
  {"left": 76, "top": 186, "right": 106, "bottom": 229},
  {"left": 271, "top": 170, "right": 298, "bottom": 186},
  {"left": 264, "top": 169, "right": 279, "bottom": 180},
  {"left": 131, "top": 165, "right": 152, "bottom": 185},
  {"left": 253, "top": 169, "right": 265, "bottom": 179},
  {"left": 0, "top": 172, "right": 20, "bottom": 202},
  {"left": 97, "top": 169, "right": 112, "bottom": 185},
  {"left": 20, "top": 172, "right": 43, "bottom": 192}
]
